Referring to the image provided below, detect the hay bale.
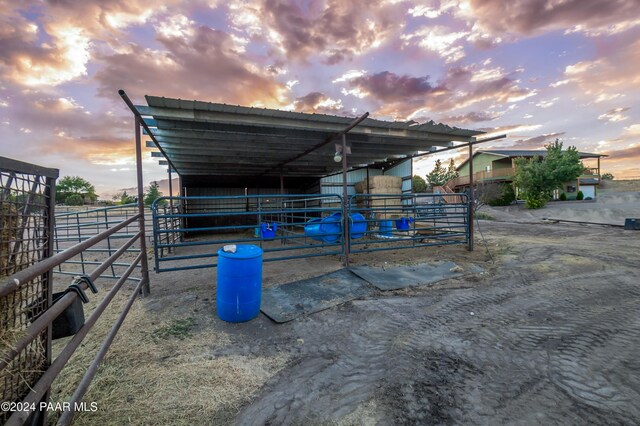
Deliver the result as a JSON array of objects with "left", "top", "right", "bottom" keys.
[
  {"left": 1, "top": 203, "right": 20, "bottom": 276},
  {"left": 367, "top": 175, "right": 402, "bottom": 190},
  {"left": 369, "top": 187, "right": 402, "bottom": 195},
  {"left": 0, "top": 202, "right": 46, "bottom": 408}
]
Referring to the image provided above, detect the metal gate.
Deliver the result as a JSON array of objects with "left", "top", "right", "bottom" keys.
[
  {"left": 151, "top": 192, "right": 469, "bottom": 272},
  {"left": 151, "top": 194, "right": 344, "bottom": 272}
]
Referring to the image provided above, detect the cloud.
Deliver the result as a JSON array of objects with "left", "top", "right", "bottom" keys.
[
  {"left": 598, "top": 107, "right": 630, "bottom": 123},
  {"left": 461, "top": 0, "right": 640, "bottom": 37},
  {"left": 343, "top": 65, "right": 535, "bottom": 119},
  {"left": 94, "top": 23, "right": 288, "bottom": 106},
  {"left": 287, "top": 91, "right": 345, "bottom": 114},
  {"left": 228, "top": 0, "right": 405, "bottom": 63},
  {"left": 606, "top": 144, "right": 640, "bottom": 160},
  {"left": 401, "top": 26, "right": 469, "bottom": 63},
  {"left": 478, "top": 124, "right": 543, "bottom": 139},
  {"left": 0, "top": 3, "right": 91, "bottom": 86},
  {"left": 439, "top": 111, "right": 501, "bottom": 125},
  {"left": 553, "top": 38, "right": 640, "bottom": 104},
  {"left": 0, "top": 0, "right": 185, "bottom": 87},
  {"left": 499, "top": 132, "right": 566, "bottom": 150}
]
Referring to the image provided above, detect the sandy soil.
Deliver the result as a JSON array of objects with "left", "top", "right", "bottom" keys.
[{"left": 51, "top": 194, "right": 640, "bottom": 425}]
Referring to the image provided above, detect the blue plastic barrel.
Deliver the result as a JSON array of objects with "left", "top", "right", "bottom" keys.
[
  {"left": 216, "top": 245, "right": 263, "bottom": 322},
  {"left": 379, "top": 220, "right": 393, "bottom": 236},
  {"left": 395, "top": 217, "right": 413, "bottom": 230},
  {"left": 350, "top": 213, "right": 367, "bottom": 239},
  {"left": 327, "top": 212, "right": 368, "bottom": 239},
  {"left": 319, "top": 214, "right": 342, "bottom": 242},
  {"left": 304, "top": 218, "right": 324, "bottom": 241}
]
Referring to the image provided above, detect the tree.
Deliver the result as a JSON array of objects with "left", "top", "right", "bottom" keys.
[
  {"left": 426, "top": 158, "right": 459, "bottom": 187},
  {"left": 56, "top": 176, "right": 97, "bottom": 204},
  {"left": 113, "top": 191, "right": 136, "bottom": 204},
  {"left": 144, "top": 181, "right": 164, "bottom": 206},
  {"left": 412, "top": 175, "right": 427, "bottom": 193},
  {"left": 476, "top": 182, "right": 515, "bottom": 208},
  {"left": 64, "top": 194, "right": 84, "bottom": 206},
  {"left": 601, "top": 172, "right": 614, "bottom": 180},
  {"left": 513, "top": 140, "right": 584, "bottom": 209}
]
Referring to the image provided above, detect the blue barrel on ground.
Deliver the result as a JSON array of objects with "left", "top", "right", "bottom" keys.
[
  {"left": 379, "top": 220, "right": 393, "bottom": 236},
  {"left": 319, "top": 214, "right": 342, "bottom": 242},
  {"left": 216, "top": 244, "right": 263, "bottom": 322},
  {"left": 350, "top": 212, "right": 367, "bottom": 239}
]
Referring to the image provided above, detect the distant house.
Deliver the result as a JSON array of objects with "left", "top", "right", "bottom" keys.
[{"left": 448, "top": 150, "right": 607, "bottom": 200}]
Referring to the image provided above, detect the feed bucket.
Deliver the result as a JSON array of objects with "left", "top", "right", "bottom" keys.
[
  {"left": 216, "top": 245, "right": 263, "bottom": 322},
  {"left": 260, "top": 222, "right": 277, "bottom": 240},
  {"left": 395, "top": 217, "right": 413, "bottom": 230}
]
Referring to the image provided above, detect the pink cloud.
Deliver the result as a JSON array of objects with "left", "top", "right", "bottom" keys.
[
  {"left": 94, "top": 24, "right": 288, "bottom": 106},
  {"left": 464, "top": 0, "right": 640, "bottom": 37}
]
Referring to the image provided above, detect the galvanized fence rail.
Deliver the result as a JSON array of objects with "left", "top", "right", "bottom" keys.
[
  {"left": 151, "top": 194, "right": 344, "bottom": 272},
  {"left": 347, "top": 193, "right": 470, "bottom": 253},
  {"left": 151, "top": 192, "right": 470, "bottom": 272},
  {"left": 0, "top": 156, "right": 150, "bottom": 425}
]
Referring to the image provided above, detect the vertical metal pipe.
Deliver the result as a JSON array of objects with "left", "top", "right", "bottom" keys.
[
  {"left": 168, "top": 166, "right": 174, "bottom": 211},
  {"left": 342, "top": 134, "right": 350, "bottom": 267},
  {"left": 280, "top": 174, "right": 284, "bottom": 194},
  {"left": 135, "top": 116, "right": 151, "bottom": 295},
  {"left": 39, "top": 175, "right": 56, "bottom": 426},
  {"left": 468, "top": 143, "right": 474, "bottom": 252}
]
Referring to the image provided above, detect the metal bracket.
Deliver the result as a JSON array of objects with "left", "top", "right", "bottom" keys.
[
  {"left": 72, "top": 274, "right": 98, "bottom": 295},
  {"left": 334, "top": 143, "right": 351, "bottom": 154},
  {"left": 64, "top": 284, "right": 89, "bottom": 303}
]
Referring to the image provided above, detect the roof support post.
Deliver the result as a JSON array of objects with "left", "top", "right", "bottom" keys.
[
  {"left": 468, "top": 142, "right": 474, "bottom": 252},
  {"left": 135, "top": 116, "right": 151, "bottom": 295},
  {"left": 168, "top": 166, "right": 174, "bottom": 207},
  {"left": 342, "top": 133, "right": 350, "bottom": 267}
]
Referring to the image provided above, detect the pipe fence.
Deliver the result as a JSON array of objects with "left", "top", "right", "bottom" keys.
[{"left": 0, "top": 156, "right": 150, "bottom": 425}]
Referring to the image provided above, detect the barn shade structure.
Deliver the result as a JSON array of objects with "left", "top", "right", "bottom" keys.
[
  {"left": 120, "top": 91, "right": 485, "bottom": 181},
  {"left": 119, "top": 90, "right": 503, "bottom": 258}
]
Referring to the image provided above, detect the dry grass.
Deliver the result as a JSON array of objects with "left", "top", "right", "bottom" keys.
[{"left": 49, "top": 288, "right": 289, "bottom": 425}]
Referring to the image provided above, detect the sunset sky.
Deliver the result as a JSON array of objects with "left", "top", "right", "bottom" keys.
[{"left": 1, "top": 0, "right": 639, "bottom": 198}]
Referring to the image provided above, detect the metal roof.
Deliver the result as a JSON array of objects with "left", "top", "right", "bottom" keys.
[
  {"left": 136, "top": 95, "right": 484, "bottom": 177},
  {"left": 456, "top": 149, "right": 606, "bottom": 171},
  {"left": 479, "top": 150, "right": 606, "bottom": 159}
]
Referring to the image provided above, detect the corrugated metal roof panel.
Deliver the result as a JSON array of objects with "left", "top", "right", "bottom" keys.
[{"left": 140, "top": 95, "right": 484, "bottom": 178}]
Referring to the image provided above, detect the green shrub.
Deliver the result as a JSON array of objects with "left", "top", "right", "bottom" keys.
[
  {"left": 559, "top": 192, "right": 567, "bottom": 201},
  {"left": 65, "top": 194, "right": 84, "bottom": 206},
  {"left": 524, "top": 192, "right": 548, "bottom": 209},
  {"left": 487, "top": 183, "right": 516, "bottom": 206},
  {"left": 576, "top": 190, "right": 584, "bottom": 200}
]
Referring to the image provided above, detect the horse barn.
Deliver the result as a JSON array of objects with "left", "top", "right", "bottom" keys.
[{"left": 119, "top": 90, "right": 500, "bottom": 274}]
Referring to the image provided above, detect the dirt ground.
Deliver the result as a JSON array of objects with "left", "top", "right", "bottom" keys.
[{"left": 54, "top": 194, "right": 640, "bottom": 425}]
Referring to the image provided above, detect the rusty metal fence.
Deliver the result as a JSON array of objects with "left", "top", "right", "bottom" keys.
[
  {"left": 0, "top": 156, "right": 150, "bottom": 425},
  {"left": 0, "top": 157, "right": 57, "bottom": 425}
]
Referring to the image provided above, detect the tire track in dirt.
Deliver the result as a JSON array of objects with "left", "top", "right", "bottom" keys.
[{"left": 234, "top": 267, "right": 640, "bottom": 425}]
